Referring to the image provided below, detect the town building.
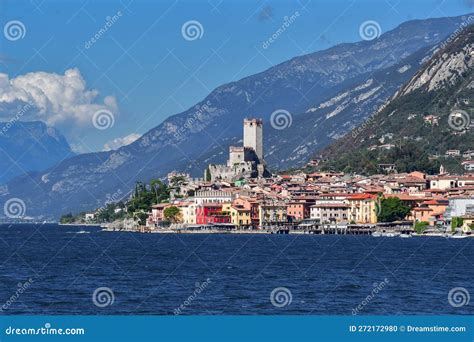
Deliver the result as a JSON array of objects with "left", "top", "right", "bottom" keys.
[
  {"left": 206, "top": 119, "right": 269, "bottom": 182},
  {"left": 259, "top": 202, "right": 287, "bottom": 226}
]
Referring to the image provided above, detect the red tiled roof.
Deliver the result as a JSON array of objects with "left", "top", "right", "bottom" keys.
[
  {"left": 313, "top": 203, "right": 350, "bottom": 208},
  {"left": 347, "top": 193, "right": 376, "bottom": 200}
]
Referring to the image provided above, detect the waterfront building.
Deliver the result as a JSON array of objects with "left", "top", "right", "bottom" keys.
[
  {"left": 147, "top": 203, "right": 170, "bottom": 227},
  {"left": 346, "top": 193, "right": 377, "bottom": 224},
  {"left": 142, "top": 163, "right": 473, "bottom": 231},
  {"left": 194, "top": 189, "right": 234, "bottom": 205},
  {"left": 223, "top": 202, "right": 252, "bottom": 227},
  {"left": 310, "top": 202, "right": 350, "bottom": 223},
  {"left": 181, "top": 202, "right": 197, "bottom": 225},
  {"left": 258, "top": 202, "right": 287, "bottom": 226},
  {"left": 444, "top": 197, "right": 474, "bottom": 223},
  {"left": 411, "top": 199, "right": 448, "bottom": 225},
  {"left": 196, "top": 203, "right": 231, "bottom": 224}
]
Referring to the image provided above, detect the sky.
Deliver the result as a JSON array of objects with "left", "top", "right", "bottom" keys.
[{"left": 0, "top": 0, "right": 472, "bottom": 153}]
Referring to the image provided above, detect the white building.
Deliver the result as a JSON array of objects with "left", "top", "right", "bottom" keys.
[
  {"left": 85, "top": 213, "right": 95, "bottom": 221},
  {"left": 194, "top": 190, "right": 234, "bottom": 205},
  {"left": 445, "top": 197, "right": 474, "bottom": 221}
]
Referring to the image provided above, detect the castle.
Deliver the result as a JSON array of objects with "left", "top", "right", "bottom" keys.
[{"left": 205, "top": 118, "right": 269, "bottom": 182}]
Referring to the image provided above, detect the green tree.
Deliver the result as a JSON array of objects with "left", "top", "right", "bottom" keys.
[
  {"left": 170, "top": 175, "right": 187, "bottom": 188},
  {"left": 377, "top": 197, "right": 411, "bottom": 222},
  {"left": 414, "top": 221, "right": 429, "bottom": 234},
  {"left": 164, "top": 206, "right": 181, "bottom": 223},
  {"left": 205, "top": 167, "right": 211, "bottom": 181},
  {"left": 133, "top": 210, "right": 148, "bottom": 226},
  {"left": 451, "top": 217, "right": 464, "bottom": 231},
  {"left": 60, "top": 213, "right": 75, "bottom": 224}
]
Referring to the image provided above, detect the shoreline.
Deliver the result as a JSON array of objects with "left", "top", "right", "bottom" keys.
[
  {"left": 99, "top": 227, "right": 473, "bottom": 238},
  {"left": 58, "top": 223, "right": 102, "bottom": 227}
]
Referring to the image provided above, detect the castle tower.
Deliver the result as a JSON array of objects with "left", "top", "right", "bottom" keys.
[{"left": 243, "top": 118, "right": 263, "bottom": 162}]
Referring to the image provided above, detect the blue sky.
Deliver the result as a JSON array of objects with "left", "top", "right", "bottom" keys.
[{"left": 0, "top": 0, "right": 472, "bottom": 152}]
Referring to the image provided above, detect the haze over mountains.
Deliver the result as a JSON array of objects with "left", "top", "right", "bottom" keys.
[
  {"left": 0, "top": 14, "right": 470, "bottom": 219},
  {"left": 0, "top": 121, "right": 73, "bottom": 184}
]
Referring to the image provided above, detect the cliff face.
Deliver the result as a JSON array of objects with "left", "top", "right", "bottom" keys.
[
  {"left": 0, "top": 15, "right": 469, "bottom": 219},
  {"left": 320, "top": 25, "right": 474, "bottom": 175}
]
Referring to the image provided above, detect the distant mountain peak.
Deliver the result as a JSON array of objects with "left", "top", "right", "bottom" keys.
[{"left": 0, "top": 120, "right": 74, "bottom": 184}]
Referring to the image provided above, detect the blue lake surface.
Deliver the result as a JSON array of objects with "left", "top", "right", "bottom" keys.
[{"left": 0, "top": 224, "right": 472, "bottom": 315}]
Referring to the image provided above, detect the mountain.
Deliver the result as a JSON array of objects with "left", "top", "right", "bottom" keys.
[
  {"left": 319, "top": 24, "right": 474, "bottom": 174},
  {"left": 0, "top": 121, "right": 74, "bottom": 184},
  {"left": 0, "top": 15, "right": 469, "bottom": 219}
]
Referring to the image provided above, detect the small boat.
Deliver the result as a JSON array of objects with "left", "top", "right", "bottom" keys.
[
  {"left": 448, "top": 235, "right": 467, "bottom": 239},
  {"left": 372, "top": 231, "right": 382, "bottom": 237},
  {"left": 76, "top": 230, "right": 90, "bottom": 234},
  {"left": 382, "top": 232, "right": 400, "bottom": 237},
  {"left": 399, "top": 233, "right": 412, "bottom": 238}
]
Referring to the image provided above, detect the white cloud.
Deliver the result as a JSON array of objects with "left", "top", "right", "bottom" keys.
[
  {"left": 103, "top": 133, "right": 141, "bottom": 151},
  {"left": 0, "top": 68, "right": 118, "bottom": 127}
]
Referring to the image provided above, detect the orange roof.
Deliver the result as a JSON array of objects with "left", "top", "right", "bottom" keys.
[
  {"left": 413, "top": 207, "right": 433, "bottom": 211},
  {"left": 422, "top": 199, "right": 448, "bottom": 205},
  {"left": 347, "top": 193, "right": 376, "bottom": 200},
  {"left": 384, "top": 194, "right": 426, "bottom": 201},
  {"left": 314, "top": 203, "right": 350, "bottom": 208},
  {"left": 319, "top": 193, "right": 351, "bottom": 197}
]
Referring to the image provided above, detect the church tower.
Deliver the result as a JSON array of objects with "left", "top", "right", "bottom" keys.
[{"left": 243, "top": 118, "right": 263, "bottom": 162}]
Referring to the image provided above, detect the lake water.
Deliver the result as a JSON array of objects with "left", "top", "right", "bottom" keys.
[{"left": 0, "top": 224, "right": 472, "bottom": 315}]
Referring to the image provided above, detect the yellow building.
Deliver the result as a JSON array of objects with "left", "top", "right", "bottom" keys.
[
  {"left": 223, "top": 203, "right": 251, "bottom": 226},
  {"left": 461, "top": 215, "right": 474, "bottom": 234},
  {"left": 180, "top": 202, "right": 197, "bottom": 224},
  {"left": 347, "top": 194, "right": 378, "bottom": 224}
]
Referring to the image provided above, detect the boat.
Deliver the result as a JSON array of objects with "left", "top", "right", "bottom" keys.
[
  {"left": 399, "top": 233, "right": 412, "bottom": 238},
  {"left": 372, "top": 231, "right": 382, "bottom": 237},
  {"left": 382, "top": 232, "right": 400, "bottom": 237},
  {"left": 448, "top": 235, "right": 467, "bottom": 239},
  {"left": 76, "top": 230, "right": 90, "bottom": 234}
]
